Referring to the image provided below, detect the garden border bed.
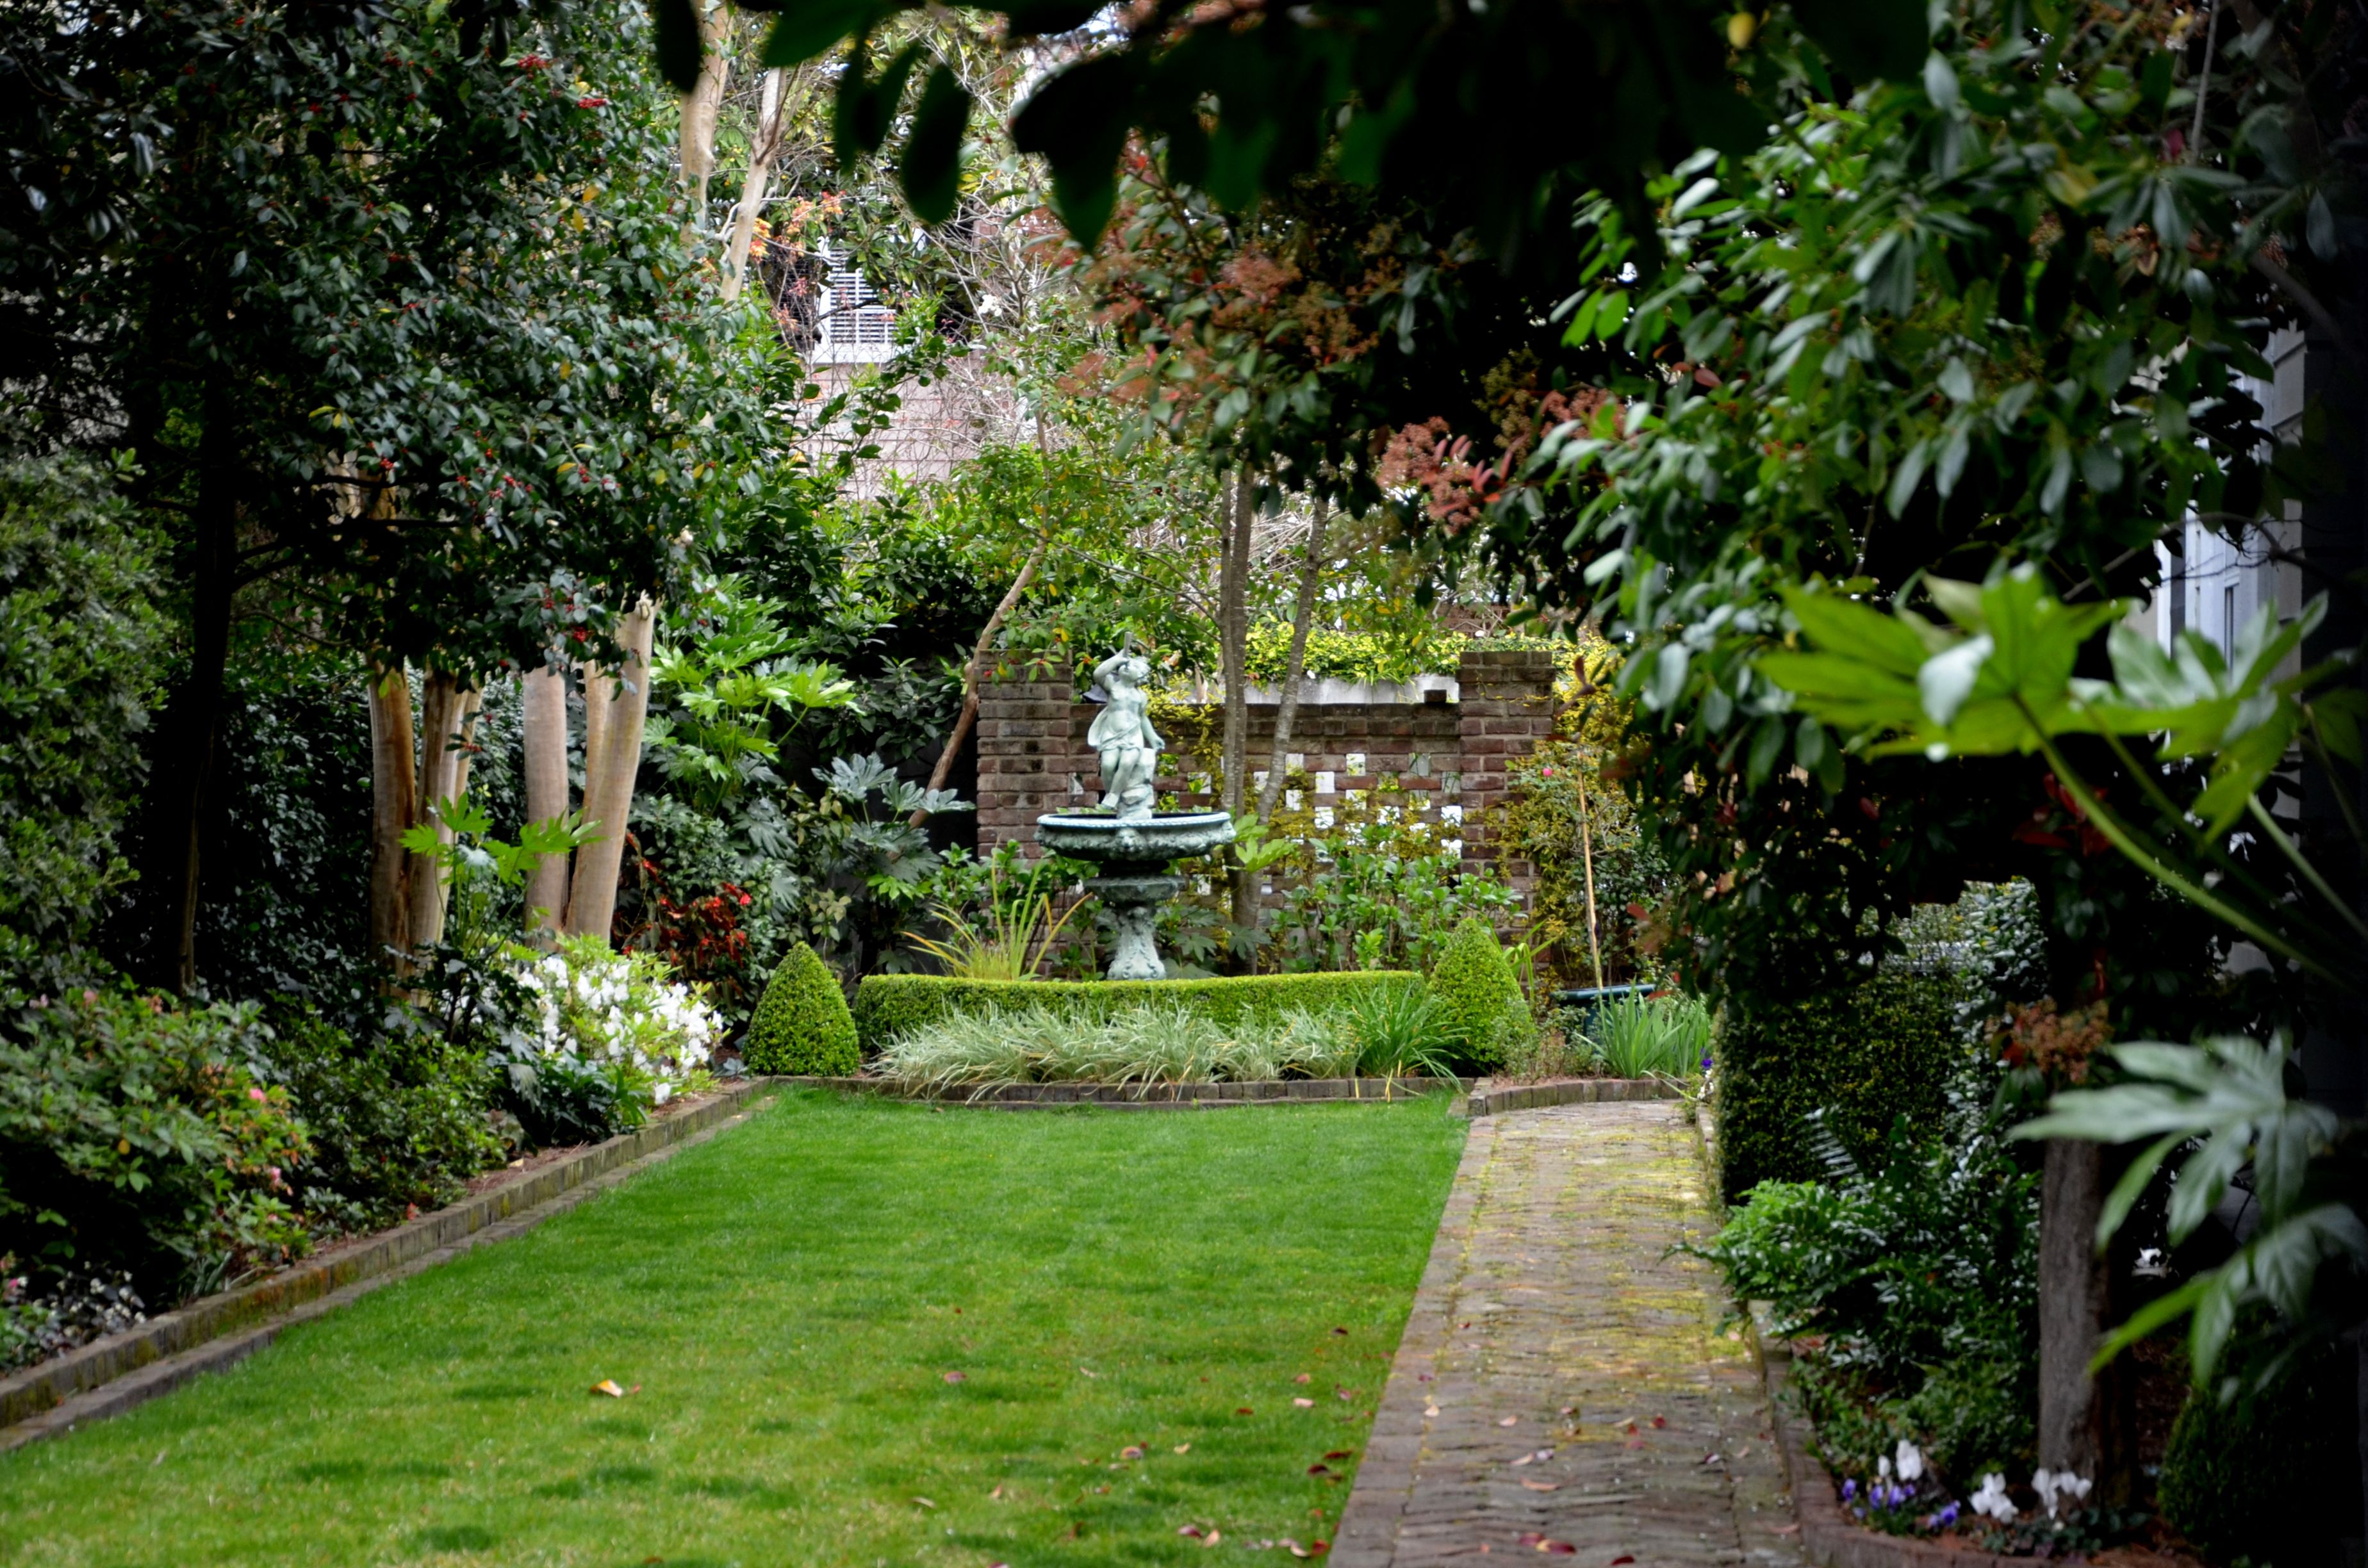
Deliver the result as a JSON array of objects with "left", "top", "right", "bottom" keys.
[
  {"left": 779, "top": 1074, "right": 1467, "bottom": 1107},
  {"left": 0, "top": 1077, "right": 772, "bottom": 1453}
]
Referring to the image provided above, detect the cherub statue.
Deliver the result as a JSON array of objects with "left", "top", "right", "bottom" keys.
[{"left": 1088, "top": 648, "right": 1163, "bottom": 822}]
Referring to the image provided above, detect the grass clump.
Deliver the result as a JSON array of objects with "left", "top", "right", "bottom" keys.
[
  {"left": 741, "top": 942, "right": 858, "bottom": 1075},
  {"left": 0, "top": 1090, "right": 1466, "bottom": 1567},
  {"left": 1581, "top": 990, "right": 1711, "bottom": 1079},
  {"left": 876, "top": 988, "right": 1458, "bottom": 1094},
  {"left": 853, "top": 969, "right": 1415, "bottom": 1052}
]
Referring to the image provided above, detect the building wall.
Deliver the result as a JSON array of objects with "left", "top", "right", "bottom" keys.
[{"left": 974, "top": 648, "right": 1560, "bottom": 917}]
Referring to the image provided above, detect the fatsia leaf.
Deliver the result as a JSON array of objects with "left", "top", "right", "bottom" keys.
[
  {"left": 760, "top": 0, "right": 873, "bottom": 68},
  {"left": 653, "top": 0, "right": 702, "bottom": 92},
  {"left": 901, "top": 64, "right": 973, "bottom": 225}
]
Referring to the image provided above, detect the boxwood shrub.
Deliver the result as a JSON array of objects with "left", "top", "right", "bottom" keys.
[
  {"left": 744, "top": 943, "right": 860, "bottom": 1075},
  {"left": 851, "top": 970, "right": 1420, "bottom": 1054},
  {"left": 1711, "top": 972, "right": 1962, "bottom": 1204}
]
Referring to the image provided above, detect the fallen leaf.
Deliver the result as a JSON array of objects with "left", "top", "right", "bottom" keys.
[
  {"left": 1610, "top": 1557, "right": 1635, "bottom": 1565},
  {"left": 943, "top": 1371, "right": 967, "bottom": 1384},
  {"left": 1424, "top": 1405, "right": 1441, "bottom": 1418},
  {"left": 1293, "top": 1398, "right": 1316, "bottom": 1409},
  {"left": 1323, "top": 1450, "right": 1354, "bottom": 1460},
  {"left": 1540, "top": 1544, "right": 1575, "bottom": 1556},
  {"left": 1558, "top": 1406, "right": 1574, "bottom": 1416},
  {"left": 1237, "top": 1407, "right": 1254, "bottom": 1416},
  {"left": 1417, "top": 1372, "right": 1434, "bottom": 1382},
  {"left": 1650, "top": 1416, "right": 1665, "bottom": 1429},
  {"left": 1497, "top": 1417, "right": 1518, "bottom": 1428},
  {"left": 1178, "top": 1526, "right": 1205, "bottom": 1539},
  {"left": 1121, "top": 1446, "right": 1145, "bottom": 1460},
  {"left": 912, "top": 1497, "right": 935, "bottom": 1509},
  {"left": 991, "top": 1484, "right": 1005, "bottom": 1499},
  {"left": 1520, "top": 1480, "right": 1558, "bottom": 1493},
  {"left": 1307, "top": 1464, "right": 1333, "bottom": 1477},
  {"left": 1510, "top": 1454, "right": 1534, "bottom": 1467},
  {"left": 1332, "top": 1327, "right": 1348, "bottom": 1335},
  {"left": 1174, "top": 1443, "right": 1192, "bottom": 1454},
  {"left": 1335, "top": 1390, "right": 1352, "bottom": 1402},
  {"left": 590, "top": 1379, "right": 627, "bottom": 1398},
  {"left": 1700, "top": 1453, "right": 1722, "bottom": 1465},
  {"left": 1080, "top": 1367, "right": 1098, "bottom": 1378},
  {"left": 1769, "top": 1523, "right": 1801, "bottom": 1535},
  {"left": 643, "top": 1558, "right": 664, "bottom": 1565},
  {"left": 1203, "top": 1531, "right": 1222, "bottom": 1549},
  {"left": 1295, "top": 1373, "right": 1313, "bottom": 1384},
  {"left": 1518, "top": 1533, "right": 1545, "bottom": 1547}
]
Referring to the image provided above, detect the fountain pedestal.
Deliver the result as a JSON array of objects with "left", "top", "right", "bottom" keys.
[{"left": 1035, "top": 811, "right": 1236, "bottom": 981}]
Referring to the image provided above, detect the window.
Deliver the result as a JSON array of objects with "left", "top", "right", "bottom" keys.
[
  {"left": 2223, "top": 584, "right": 2237, "bottom": 660},
  {"left": 815, "top": 249, "right": 897, "bottom": 364}
]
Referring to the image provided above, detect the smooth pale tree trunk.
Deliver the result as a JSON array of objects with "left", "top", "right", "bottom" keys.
[
  {"left": 521, "top": 664, "right": 573, "bottom": 933},
  {"left": 911, "top": 541, "right": 1048, "bottom": 829},
  {"left": 138, "top": 373, "right": 238, "bottom": 994},
  {"left": 406, "top": 672, "right": 465, "bottom": 950},
  {"left": 565, "top": 601, "right": 658, "bottom": 943},
  {"left": 719, "top": 67, "right": 790, "bottom": 304},
  {"left": 677, "top": 0, "right": 732, "bottom": 250},
  {"left": 2037, "top": 1138, "right": 2138, "bottom": 1504},
  {"left": 1257, "top": 499, "right": 1326, "bottom": 824},
  {"left": 1219, "top": 471, "right": 1257, "bottom": 947},
  {"left": 367, "top": 666, "right": 418, "bottom": 970}
]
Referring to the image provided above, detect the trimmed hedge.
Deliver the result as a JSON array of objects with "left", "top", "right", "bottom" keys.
[
  {"left": 744, "top": 943, "right": 859, "bottom": 1075},
  {"left": 1424, "top": 916, "right": 1531, "bottom": 1074},
  {"left": 851, "top": 970, "right": 1420, "bottom": 1053},
  {"left": 2158, "top": 1342, "right": 2350, "bottom": 1562},
  {"left": 1711, "top": 972, "right": 1961, "bottom": 1204}
]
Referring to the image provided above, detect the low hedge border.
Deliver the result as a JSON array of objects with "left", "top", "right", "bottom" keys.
[
  {"left": 778, "top": 1075, "right": 1462, "bottom": 1107},
  {"left": 0, "top": 1079, "right": 771, "bottom": 1451},
  {"left": 851, "top": 970, "right": 1421, "bottom": 1052}
]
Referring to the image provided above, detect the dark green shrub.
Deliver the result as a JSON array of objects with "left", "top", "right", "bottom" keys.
[
  {"left": 1691, "top": 1111, "right": 2038, "bottom": 1485},
  {"left": 2158, "top": 1346, "right": 2350, "bottom": 1564},
  {"left": 1711, "top": 972, "right": 1962, "bottom": 1203},
  {"left": 746, "top": 943, "right": 860, "bottom": 1074},
  {"left": 0, "top": 456, "right": 167, "bottom": 945},
  {"left": 0, "top": 984, "right": 311, "bottom": 1302},
  {"left": 256, "top": 1009, "right": 502, "bottom": 1231},
  {"left": 1424, "top": 917, "right": 1529, "bottom": 1074},
  {"left": 851, "top": 969, "right": 1417, "bottom": 1054},
  {"left": 498, "top": 1054, "right": 632, "bottom": 1148}
]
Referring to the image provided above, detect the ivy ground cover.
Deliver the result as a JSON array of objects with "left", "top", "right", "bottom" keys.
[{"left": 0, "top": 1090, "right": 1465, "bottom": 1566}]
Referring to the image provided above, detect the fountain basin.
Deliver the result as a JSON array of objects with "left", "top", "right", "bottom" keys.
[{"left": 1035, "top": 811, "right": 1235, "bottom": 981}]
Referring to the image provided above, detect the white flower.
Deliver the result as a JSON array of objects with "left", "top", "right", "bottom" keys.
[
  {"left": 1877, "top": 1455, "right": 1892, "bottom": 1481},
  {"left": 1969, "top": 1473, "right": 2015, "bottom": 1522},
  {"left": 2030, "top": 1469, "right": 2090, "bottom": 1519},
  {"left": 1893, "top": 1440, "right": 1923, "bottom": 1483}
]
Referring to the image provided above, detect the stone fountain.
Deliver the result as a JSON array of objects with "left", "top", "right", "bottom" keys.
[{"left": 1034, "top": 648, "right": 1235, "bottom": 981}]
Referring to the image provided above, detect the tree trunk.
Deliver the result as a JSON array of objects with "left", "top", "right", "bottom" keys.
[
  {"left": 1219, "top": 471, "right": 1257, "bottom": 945},
  {"left": 367, "top": 665, "right": 418, "bottom": 970},
  {"left": 406, "top": 671, "right": 466, "bottom": 950},
  {"left": 138, "top": 414, "right": 238, "bottom": 994},
  {"left": 910, "top": 540, "right": 1048, "bottom": 829},
  {"left": 2038, "top": 1138, "right": 2138, "bottom": 1503},
  {"left": 719, "top": 67, "right": 791, "bottom": 304},
  {"left": 677, "top": 0, "right": 732, "bottom": 251},
  {"left": 1257, "top": 498, "right": 1326, "bottom": 823},
  {"left": 522, "top": 664, "right": 573, "bottom": 933},
  {"left": 566, "top": 600, "right": 658, "bottom": 943}
]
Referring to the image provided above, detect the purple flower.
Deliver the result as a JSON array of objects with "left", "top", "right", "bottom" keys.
[{"left": 1841, "top": 1478, "right": 1857, "bottom": 1501}]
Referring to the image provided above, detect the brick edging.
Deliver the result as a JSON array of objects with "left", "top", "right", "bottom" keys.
[
  {"left": 1757, "top": 1337, "right": 2021, "bottom": 1568},
  {"left": 1329, "top": 1112, "right": 1500, "bottom": 1565},
  {"left": 0, "top": 1079, "right": 773, "bottom": 1450},
  {"left": 1463, "top": 1077, "right": 1682, "bottom": 1117},
  {"left": 778, "top": 1075, "right": 1468, "bottom": 1107}
]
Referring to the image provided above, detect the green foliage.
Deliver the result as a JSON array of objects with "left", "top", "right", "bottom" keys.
[
  {"left": 0, "top": 455, "right": 165, "bottom": 944},
  {"left": 745, "top": 943, "right": 860, "bottom": 1076},
  {"left": 1423, "top": 917, "right": 1531, "bottom": 1074},
  {"left": 1338, "top": 984, "right": 1456, "bottom": 1081},
  {"left": 254, "top": 1009, "right": 502, "bottom": 1234},
  {"left": 1581, "top": 990, "right": 1709, "bottom": 1079},
  {"left": 1270, "top": 818, "right": 1518, "bottom": 975},
  {"left": 2157, "top": 1344, "right": 2353, "bottom": 1564},
  {"left": 1711, "top": 973, "right": 1963, "bottom": 1204},
  {"left": 645, "top": 576, "right": 855, "bottom": 815},
  {"left": 0, "top": 985, "right": 311, "bottom": 1302},
  {"left": 852, "top": 970, "right": 1417, "bottom": 1053},
  {"left": 878, "top": 1003, "right": 1363, "bottom": 1091},
  {"left": 1691, "top": 1112, "right": 2039, "bottom": 1485}
]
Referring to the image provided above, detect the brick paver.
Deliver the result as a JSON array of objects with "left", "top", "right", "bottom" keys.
[{"left": 1332, "top": 1102, "right": 1805, "bottom": 1568}]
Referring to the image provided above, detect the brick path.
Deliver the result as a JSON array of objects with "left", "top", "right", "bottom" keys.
[{"left": 1331, "top": 1102, "right": 1805, "bottom": 1568}]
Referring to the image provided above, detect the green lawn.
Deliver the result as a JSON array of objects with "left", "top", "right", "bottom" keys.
[{"left": 0, "top": 1090, "right": 1465, "bottom": 1567}]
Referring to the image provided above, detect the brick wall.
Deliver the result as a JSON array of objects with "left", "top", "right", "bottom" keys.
[{"left": 976, "top": 648, "right": 1560, "bottom": 912}]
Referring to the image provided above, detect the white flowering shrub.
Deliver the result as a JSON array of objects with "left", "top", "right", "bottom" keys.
[{"left": 509, "top": 935, "right": 720, "bottom": 1104}]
